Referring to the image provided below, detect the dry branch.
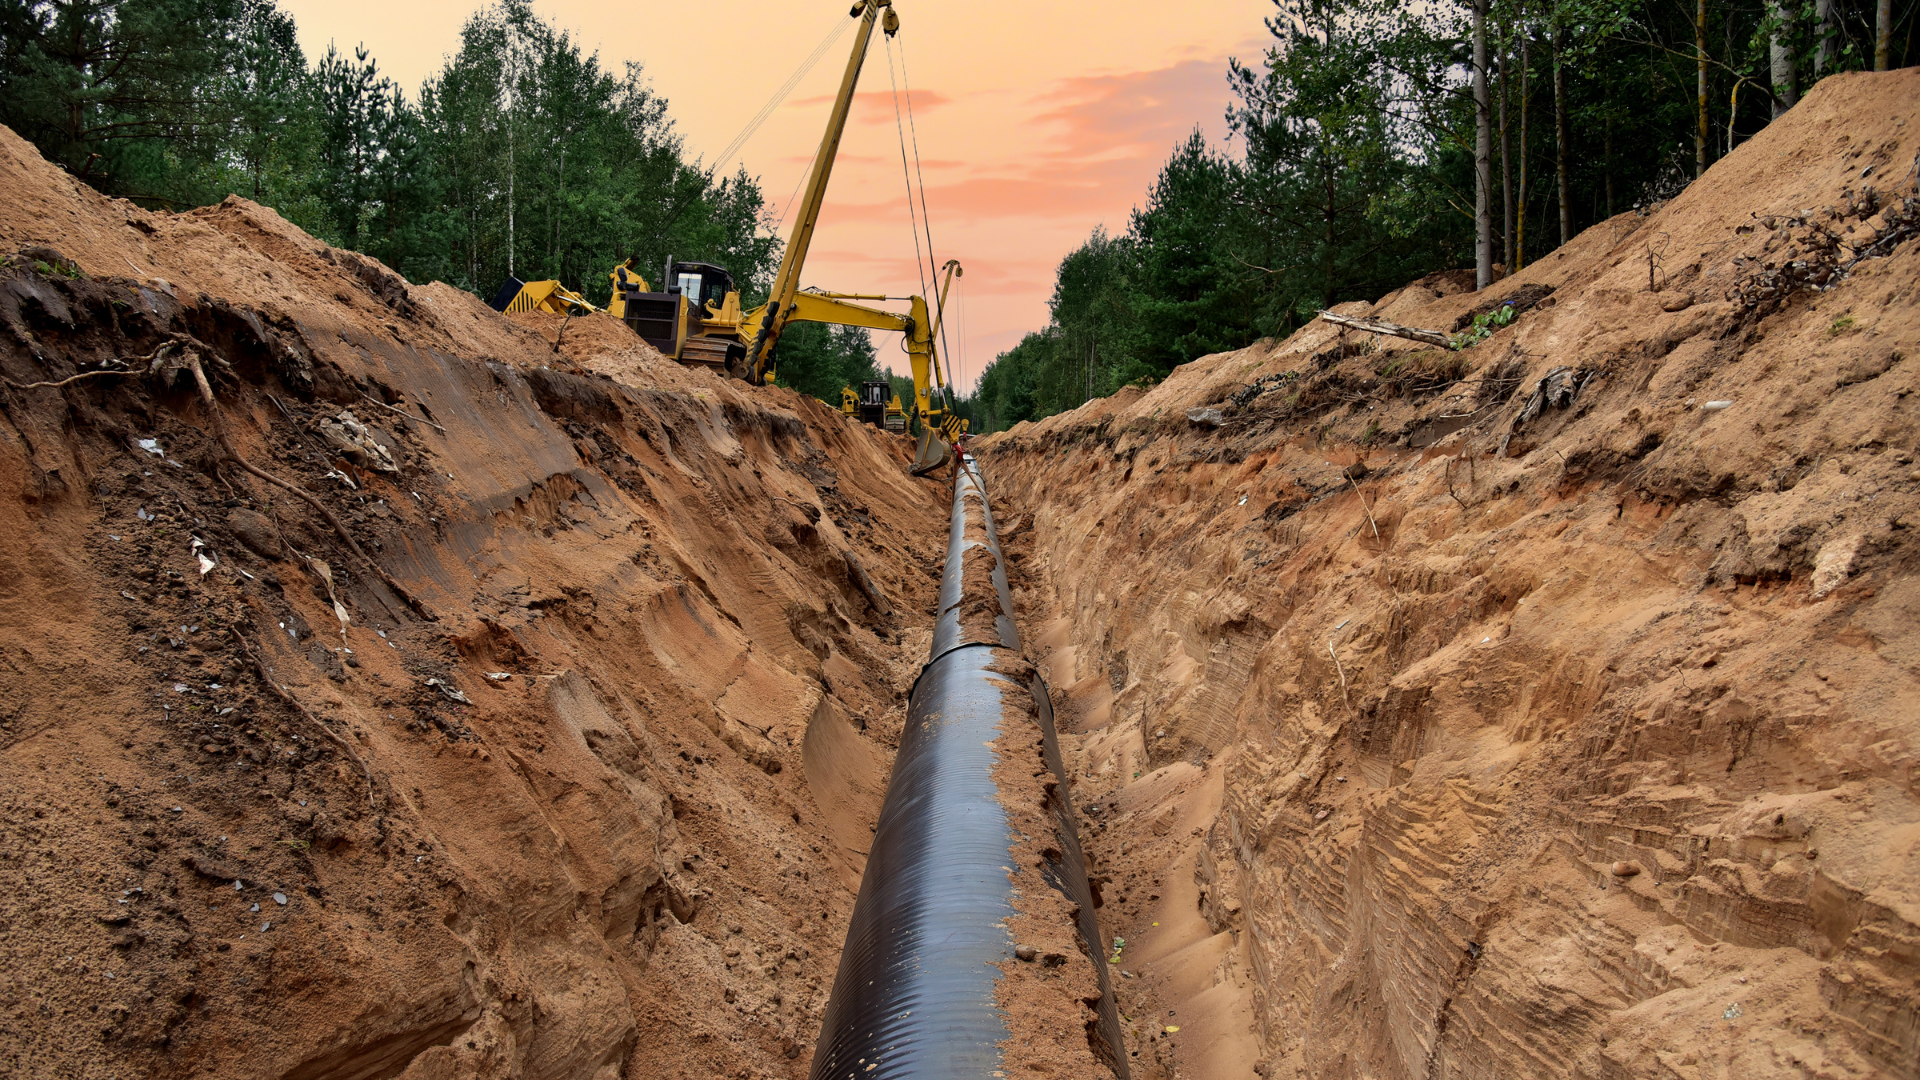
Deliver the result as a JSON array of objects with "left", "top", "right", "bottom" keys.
[
  {"left": 1318, "top": 310, "right": 1452, "bottom": 349},
  {"left": 3, "top": 338, "right": 185, "bottom": 390},
  {"left": 1348, "top": 476, "right": 1382, "bottom": 540},
  {"left": 844, "top": 550, "right": 892, "bottom": 616},
  {"left": 1328, "top": 639, "right": 1351, "bottom": 711}
]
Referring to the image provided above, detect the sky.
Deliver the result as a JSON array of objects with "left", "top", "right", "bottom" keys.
[{"left": 279, "top": 0, "right": 1276, "bottom": 390}]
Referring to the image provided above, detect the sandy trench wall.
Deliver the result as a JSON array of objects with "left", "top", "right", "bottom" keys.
[
  {"left": 0, "top": 123, "right": 952, "bottom": 1080},
  {"left": 979, "top": 70, "right": 1920, "bottom": 1080}
]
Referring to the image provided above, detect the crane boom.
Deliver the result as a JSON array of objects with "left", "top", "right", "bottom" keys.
[{"left": 749, "top": 0, "right": 897, "bottom": 384}]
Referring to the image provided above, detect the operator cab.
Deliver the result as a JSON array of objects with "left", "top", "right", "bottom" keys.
[
  {"left": 667, "top": 261, "right": 734, "bottom": 314},
  {"left": 859, "top": 379, "right": 890, "bottom": 429}
]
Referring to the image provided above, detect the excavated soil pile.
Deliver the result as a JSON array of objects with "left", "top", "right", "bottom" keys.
[
  {"left": 978, "top": 69, "right": 1920, "bottom": 1080},
  {"left": 0, "top": 122, "right": 952, "bottom": 1080}
]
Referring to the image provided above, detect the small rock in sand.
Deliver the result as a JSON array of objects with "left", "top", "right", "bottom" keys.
[
  {"left": 1015, "top": 944, "right": 1037, "bottom": 962},
  {"left": 226, "top": 508, "right": 282, "bottom": 558},
  {"left": 1811, "top": 535, "right": 1861, "bottom": 598}
]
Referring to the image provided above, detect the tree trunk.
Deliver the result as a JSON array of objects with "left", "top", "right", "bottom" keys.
[
  {"left": 1322, "top": 143, "right": 1336, "bottom": 309},
  {"left": 1878, "top": 0, "right": 1893, "bottom": 70},
  {"left": 1554, "top": 30, "right": 1571, "bottom": 248},
  {"left": 1770, "top": 1, "right": 1797, "bottom": 115},
  {"left": 1815, "top": 0, "right": 1837, "bottom": 74},
  {"left": 1500, "top": 46, "right": 1514, "bottom": 267},
  {"left": 1518, "top": 32, "right": 1530, "bottom": 272},
  {"left": 1696, "top": 0, "right": 1709, "bottom": 180},
  {"left": 1474, "top": 0, "right": 1492, "bottom": 289},
  {"left": 1604, "top": 111, "right": 1615, "bottom": 218}
]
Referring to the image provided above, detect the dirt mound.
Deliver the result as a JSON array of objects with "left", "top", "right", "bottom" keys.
[
  {"left": 0, "top": 121, "right": 951, "bottom": 1080},
  {"left": 980, "top": 69, "right": 1920, "bottom": 1079},
  {"left": 504, "top": 309, "right": 681, "bottom": 381}
]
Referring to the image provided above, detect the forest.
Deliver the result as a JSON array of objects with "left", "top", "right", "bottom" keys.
[
  {"left": 0, "top": 0, "right": 1913, "bottom": 427},
  {"left": 0, "top": 0, "right": 777, "bottom": 312},
  {"left": 961, "top": 0, "right": 1916, "bottom": 433}
]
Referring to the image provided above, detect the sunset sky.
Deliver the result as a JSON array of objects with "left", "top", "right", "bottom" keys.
[{"left": 279, "top": 0, "right": 1277, "bottom": 390}]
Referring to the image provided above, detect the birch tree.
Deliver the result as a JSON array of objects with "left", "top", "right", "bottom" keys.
[{"left": 1474, "top": 0, "right": 1493, "bottom": 288}]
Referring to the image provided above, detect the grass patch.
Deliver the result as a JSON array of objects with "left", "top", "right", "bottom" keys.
[
  {"left": 1827, "top": 313, "right": 1857, "bottom": 337},
  {"left": 1377, "top": 349, "right": 1469, "bottom": 383}
]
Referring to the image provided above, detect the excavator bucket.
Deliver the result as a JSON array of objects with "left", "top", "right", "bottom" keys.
[{"left": 910, "top": 426, "right": 953, "bottom": 476}]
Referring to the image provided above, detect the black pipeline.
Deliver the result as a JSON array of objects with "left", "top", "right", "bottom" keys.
[{"left": 808, "top": 456, "right": 1127, "bottom": 1080}]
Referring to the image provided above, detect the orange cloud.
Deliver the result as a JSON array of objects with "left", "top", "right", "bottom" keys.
[
  {"left": 790, "top": 89, "right": 953, "bottom": 121},
  {"left": 819, "top": 59, "right": 1232, "bottom": 226},
  {"left": 803, "top": 248, "right": 1055, "bottom": 298}
]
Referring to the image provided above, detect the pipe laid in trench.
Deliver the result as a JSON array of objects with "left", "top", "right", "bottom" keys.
[{"left": 809, "top": 456, "right": 1127, "bottom": 1080}]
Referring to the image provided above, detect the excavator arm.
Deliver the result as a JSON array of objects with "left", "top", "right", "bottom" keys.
[{"left": 782, "top": 289, "right": 955, "bottom": 475}]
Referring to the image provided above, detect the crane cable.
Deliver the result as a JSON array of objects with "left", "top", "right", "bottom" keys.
[
  {"left": 897, "top": 35, "right": 953, "bottom": 399},
  {"left": 957, "top": 267, "right": 968, "bottom": 397},
  {"left": 712, "top": 14, "right": 854, "bottom": 182},
  {"left": 884, "top": 37, "right": 940, "bottom": 409},
  {"left": 884, "top": 35, "right": 952, "bottom": 406},
  {"left": 632, "top": 14, "right": 850, "bottom": 262},
  {"left": 773, "top": 140, "right": 823, "bottom": 236},
  {"left": 884, "top": 40, "right": 930, "bottom": 303}
]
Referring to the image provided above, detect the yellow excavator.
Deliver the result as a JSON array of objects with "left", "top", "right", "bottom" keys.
[{"left": 609, "top": 0, "right": 959, "bottom": 474}]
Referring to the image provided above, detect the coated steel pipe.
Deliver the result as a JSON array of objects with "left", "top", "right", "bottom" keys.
[{"left": 809, "top": 457, "right": 1126, "bottom": 1079}]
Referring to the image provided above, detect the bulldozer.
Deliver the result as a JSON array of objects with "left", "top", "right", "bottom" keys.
[
  {"left": 615, "top": 258, "right": 746, "bottom": 370},
  {"left": 848, "top": 382, "right": 907, "bottom": 432}
]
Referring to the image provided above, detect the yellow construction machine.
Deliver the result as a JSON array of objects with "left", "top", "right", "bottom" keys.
[
  {"left": 489, "top": 277, "right": 598, "bottom": 316},
  {"left": 604, "top": 259, "right": 649, "bottom": 319},
  {"left": 608, "top": 0, "right": 960, "bottom": 474},
  {"left": 496, "top": 1, "right": 958, "bottom": 473},
  {"left": 765, "top": 258, "right": 966, "bottom": 465},
  {"left": 609, "top": 0, "right": 892, "bottom": 377}
]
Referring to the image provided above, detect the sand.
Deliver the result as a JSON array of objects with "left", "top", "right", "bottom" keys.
[
  {"left": 979, "top": 68, "right": 1920, "bottom": 1080},
  {"left": 0, "top": 121, "right": 947, "bottom": 1080}
]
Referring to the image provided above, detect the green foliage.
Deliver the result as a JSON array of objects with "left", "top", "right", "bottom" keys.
[
  {"left": 1450, "top": 303, "right": 1518, "bottom": 350},
  {"left": 772, "top": 322, "right": 882, "bottom": 405},
  {"left": 957, "top": 331, "right": 1041, "bottom": 434},
  {"left": 0, "top": 0, "right": 253, "bottom": 206},
  {"left": 407, "top": 2, "right": 778, "bottom": 298},
  {"left": 0, "top": 0, "right": 777, "bottom": 305},
  {"left": 961, "top": 0, "right": 1460, "bottom": 434},
  {"left": 959, "top": 0, "right": 1915, "bottom": 434}
]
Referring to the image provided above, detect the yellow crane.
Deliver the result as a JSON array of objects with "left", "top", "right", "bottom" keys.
[{"left": 608, "top": 0, "right": 960, "bottom": 474}]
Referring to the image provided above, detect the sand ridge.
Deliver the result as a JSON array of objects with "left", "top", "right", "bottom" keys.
[
  {"left": 0, "top": 120, "right": 948, "bottom": 1080},
  {"left": 981, "top": 68, "right": 1920, "bottom": 1080}
]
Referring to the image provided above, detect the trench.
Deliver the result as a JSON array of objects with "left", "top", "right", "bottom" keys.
[{"left": 8, "top": 72, "right": 1920, "bottom": 1080}]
